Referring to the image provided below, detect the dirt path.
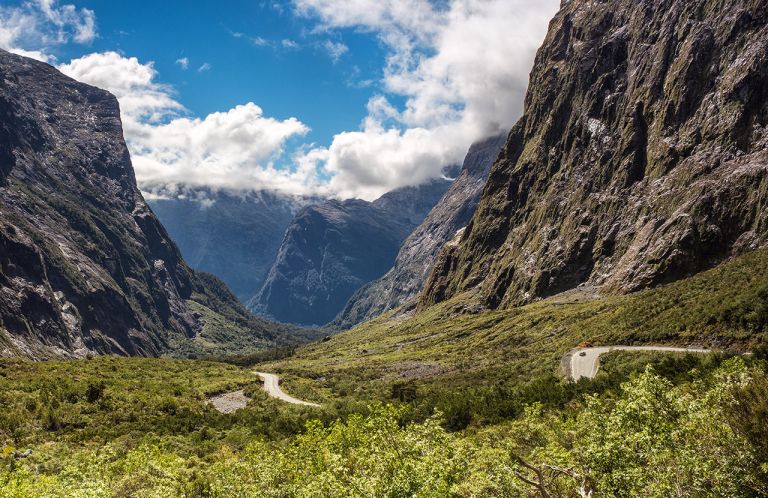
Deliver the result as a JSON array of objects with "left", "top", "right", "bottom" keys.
[
  {"left": 255, "top": 372, "right": 320, "bottom": 407},
  {"left": 207, "top": 390, "right": 250, "bottom": 413},
  {"left": 565, "top": 346, "right": 712, "bottom": 381}
]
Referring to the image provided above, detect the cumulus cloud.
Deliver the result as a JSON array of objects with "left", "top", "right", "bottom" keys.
[
  {"left": 59, "top": 52, "right": 321, "bottom": 197},
  {"left": 293, "top": 0, "right": 559, "bottom": 199},
  {"left": 0, "top": 0, "right": 96, "bottom": 61},
  {"left": 59, "top": 52, "right": 182, "bottom": 122},
  {"left": 6, "top": 0, "right": 561, "bottom": 201}
]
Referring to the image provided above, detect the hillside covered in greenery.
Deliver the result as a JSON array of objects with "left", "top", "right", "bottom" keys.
[
  {"left": 0, "top": 356, "right": 765, "bottom": 496},
  {"left": 1, "top": 249, "right": 766, "bottom": 496}
]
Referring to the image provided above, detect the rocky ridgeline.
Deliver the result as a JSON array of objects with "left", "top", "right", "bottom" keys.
[
  {"left": 332, "top": 133, "right": 506, "bottom": 329},
  {"left": 0, "top": 49, "right": 288, "bottom": 358},
  {"left": 421, "top": 0, "right": 768, "bottom": 310},
  {"left": 149, "top": 188, "right": 318, "bottom": 302},
  {"left": 250, "top": 178, "right": 454, "bottom": 326}
]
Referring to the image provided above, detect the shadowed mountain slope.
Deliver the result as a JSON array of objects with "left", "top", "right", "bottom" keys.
[
  {"left": 250, "top": 178, "right": 454, "bottom": 326},
  {"left": 148, "top": 189, "right": 316, "bottom": 302},
  {"left": 332, "top": 133, "right": 506, "bottom": 330},
  {"left": 0, "top": 49, "right": 298, "bottom": 359}
]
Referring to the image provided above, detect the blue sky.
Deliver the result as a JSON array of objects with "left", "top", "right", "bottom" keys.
[
  {"left": 0, "top": 0, "right": 559, "bottom": 199},
  {"left": 48, "top": 0, "right": 385, "bottom": 146}
]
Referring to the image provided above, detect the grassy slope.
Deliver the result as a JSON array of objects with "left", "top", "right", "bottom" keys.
[
  {"left": 165, "top": 272, "right": 323, "bottom": 358},
  {"left": 1, "top": 251, "right": 766, "bottom": 495},
  {"left": 0, "top": 358, "right": 253, "bottom": 444},
  {"left": 264, "top": 248, "right": 768, "bottom": 405},
  {"left": 0, "top": 357, "right": 332, "bottom": 455}
]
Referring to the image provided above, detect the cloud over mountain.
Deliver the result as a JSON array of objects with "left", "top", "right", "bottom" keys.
[
  {"left": 294, "top": 0, "right": 559, "bottom": 199},
  {"left": 59, "top": 52, "right": 320, "bottom": 196},
  {"left": 0, "top": 0, "right": 96, "bottom": 62},
  {"left": 2, "top": 0, "right": 559, "bottom": 201}
]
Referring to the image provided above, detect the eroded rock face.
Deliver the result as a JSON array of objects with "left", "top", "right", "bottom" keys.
[
  {"left": 332, "top": 134, "right": 506, "bottom": 329},
  {"left": 0, "top": 49, "right": 282, "bottom": 358},
  {"left": 250, "top": 179, "right": 453, "bottom": 326},
  {"left": 421, "top": 0, "right": 768, "bottom": 310}
]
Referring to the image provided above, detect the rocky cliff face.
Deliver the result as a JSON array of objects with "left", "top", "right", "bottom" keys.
[
  {"left": 0, "top": 49, "right": 291, "bottom": 358},
  {"left": 421, "top": 0, "right": 768, "bottom": 310},
  {"left": 148, "top": 189, "right": 316, "bottom": 302},
  {"left": 332, "top": 134, "right": 506, "bottom": 329},
  {"left": 250, "top": 179, "right": 453, "bottom": 326}
]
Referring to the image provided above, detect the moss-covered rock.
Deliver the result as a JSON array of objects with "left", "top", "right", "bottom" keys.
[{"left": 421, "top": 0, "right": 768, "bottom": 311}]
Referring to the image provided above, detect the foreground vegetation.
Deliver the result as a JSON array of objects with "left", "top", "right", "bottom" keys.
[
  {"left": 1, "top": 251, "right": 767, "bottom": 496},
  {"left": 0, "top": 356, "right": 766, "bottom": 496}
]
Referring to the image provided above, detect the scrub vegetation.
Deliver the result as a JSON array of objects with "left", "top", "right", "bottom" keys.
[{"left": 1, "top": 250, "right": 767, "bottom": 496}]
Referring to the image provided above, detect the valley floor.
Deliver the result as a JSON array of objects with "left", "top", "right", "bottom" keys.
[{"left": 1, "top": 249, "right": 766, "bottom": 496}]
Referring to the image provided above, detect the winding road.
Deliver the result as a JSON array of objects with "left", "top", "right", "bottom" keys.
[
  {"left": 255, "top": 372, "right": 320, "bottom": 407},
  {"left": 566, "top": 346, "right": 712, "bottom": 381},
  {"left": 208, "top": 372, "right": 319, "bottom": 413}
]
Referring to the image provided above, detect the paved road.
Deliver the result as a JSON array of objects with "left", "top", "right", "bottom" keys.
[
  {"left": 255, "top": 372, "right": 320, "bottom": 407},
  {"left": 567, "top": 346, "right": 712, "bottom": 381}
]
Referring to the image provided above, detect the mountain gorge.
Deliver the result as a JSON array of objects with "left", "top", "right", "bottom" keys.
[
  {"left": 332, "top": 133, "right": 506, "bottom": 329},
  {"left": 148, "top": 189, "right": 315, "bottom": 302},
  {"left": 250, "top": 178, "right": 454, "bottom": 326},
  {"left": 0, "top": 49, "right": 295, "bottom": 359},
  {"left": 421, "top": 0, "right": 768, "bottom": 311},
  {"left": 1, "top": 0, "right": 768, "bottom": 495}
]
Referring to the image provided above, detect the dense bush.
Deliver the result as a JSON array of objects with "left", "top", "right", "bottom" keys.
[{"left": 1, "top": 359, "right": 765, "bottom": 496}]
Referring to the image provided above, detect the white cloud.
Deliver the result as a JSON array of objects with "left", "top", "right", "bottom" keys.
[
  {"left": 244, "top": 34, "right": 271, "bottom": 46},
  {"left": 231, "top": 31, "right": 302, "bottom": 51},
  {"left": 7, "top": 0, "right": 560, "bottom": 201},
  {"left": 59, "top": 52, "right": 182, "bottom": 122},
  {"left": 7, "top": 47, "right": 54, "bottom": 63},
  {"left": 59, "top": 52, "right": 322, "bottom": 197},
  {"left": 293, "top": 0, "right": 559, "bottom": 199},
  {"left": 36, "top": 0, "right": 96, "bottom": 43},
  {"left": 0, "top": 0, "right": 96, "bottom": 60},
  {"left": 295, "top": 0, "right": 440, "bottom": 46},
  {"left": 132, "top": 103, "right": 316, "bottom": 194},
  {"left": 323, "top": 40, "right": 348, "bottom": 62},
  {"left": 175, "top": 57, "right": 189, "bottom": 69},
  {"left": 197, "top": 62, "right": 211, "bottom": 72}
]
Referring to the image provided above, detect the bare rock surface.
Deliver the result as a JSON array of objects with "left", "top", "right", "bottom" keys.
[
  {"left": 149, "top": 188, "right": 319, "bottom": 302},
  {"left": 250, "top": 178, "right": 454, "bottom": 326},
  {"left": 421, "top": 0, "right": 768, "bottom": 311},
  {"left": 207, "top": 390, "right": 250, "bottom": 414},
  {"left": 0, "top": 49, "right": 293, "bottom": 358}
]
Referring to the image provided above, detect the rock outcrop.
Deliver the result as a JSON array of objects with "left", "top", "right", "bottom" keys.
[
  {"left": 148, "top": 189, "right": 316, "bottom": 302},
  {"left": 332, "top": 134, "right": 506, "bottom": 329},
  {"left": 0, "top": 49, "right": 293, "bottom": 358},
  {"left": 250, "top": 179, "right": 454, "bottom": 326},
  {"left": 421, "top": 0, "right": 768, "bottom": 310}
]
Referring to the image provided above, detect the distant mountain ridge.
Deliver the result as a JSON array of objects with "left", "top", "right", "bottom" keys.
[
  {"left": 148, "top": 188, "right": 318, "bottom": 302},
  {"left": 0, "top": 49, "right": 296, "bottom": 359},
  {"left": 331, "top": 133, "right": 506, "bottom": 329},
  {"left": 420, "top": 0, "right": 768, "bottom": 311},
  {"left": 249, "top": 178, "right": 455, "bottom": 326}
]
